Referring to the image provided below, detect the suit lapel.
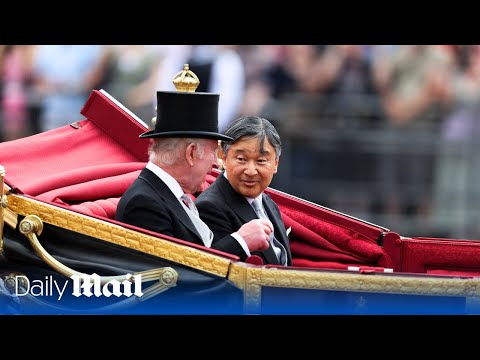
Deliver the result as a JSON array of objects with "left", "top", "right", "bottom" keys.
[
  {"left": 216, "top": 175, "right": 257, "bottom": 223},
  {"left": 216, "top": 175, "right": 281, "bottom": 265},
  {"left": 140, "top": 168, "right": 203, "bottom": 240}
]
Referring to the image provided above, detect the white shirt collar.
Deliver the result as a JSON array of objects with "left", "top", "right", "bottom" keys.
[
  {"left": 249, "top": 195, "right": 263, "bottom": 206},
  {"left": 146, "top": 161, "right": 184, "bottom": 200}
]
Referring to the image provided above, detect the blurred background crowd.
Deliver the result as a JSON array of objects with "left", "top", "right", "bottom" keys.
[{"left": 1, "top": 44, "right": 480, "bottom": 240}]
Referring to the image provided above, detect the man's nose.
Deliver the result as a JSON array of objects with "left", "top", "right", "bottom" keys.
[{"left": 244, "top": 161, "right": 258, "bottom": 175}]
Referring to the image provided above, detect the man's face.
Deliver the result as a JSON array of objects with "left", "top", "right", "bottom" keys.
[
  {"left": 223, "top": 137, "right": 278, "bottom": 198},
  {"left": 191, "top": 139, "right": 219, "bottom": 193}
]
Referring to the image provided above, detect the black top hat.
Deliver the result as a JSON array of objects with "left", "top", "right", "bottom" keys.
[{"left": 139, "top": 91, "right": 233, "bottom": 141}]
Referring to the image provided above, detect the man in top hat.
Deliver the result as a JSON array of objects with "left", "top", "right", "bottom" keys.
[{"left": 115, "top": 88, "right": 274, "bottom": 255}]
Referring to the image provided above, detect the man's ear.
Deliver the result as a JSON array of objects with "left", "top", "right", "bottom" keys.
[{"left": 185, "top": 143, "right": 196, "bottom": 166}]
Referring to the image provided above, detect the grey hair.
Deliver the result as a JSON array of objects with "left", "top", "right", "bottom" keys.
[
  {"left": 221, "top": 116, "right": 281, "bottom": 159},
  {"left": 148, "top": 137, "right": 206, "bottom": 165}
]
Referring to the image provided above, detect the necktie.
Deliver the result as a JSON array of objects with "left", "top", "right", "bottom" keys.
[
  {"left": 180, "top": 194, "right": 213, "bottom": 247},
  {"left": 181, "top": 194, "right": 199, "bottom": 217},
  {"left": 252, "top": 198, "right": 287, "bottom": 265}
]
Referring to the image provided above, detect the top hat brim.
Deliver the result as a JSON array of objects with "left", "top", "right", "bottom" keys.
[{"left": 139, "top": 130, "right": 233, "bottom": 142}]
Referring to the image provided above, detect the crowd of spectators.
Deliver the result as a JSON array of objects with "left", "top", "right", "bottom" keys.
[{"left": 1, "top": 45, "right": 480, "bottom": 239}]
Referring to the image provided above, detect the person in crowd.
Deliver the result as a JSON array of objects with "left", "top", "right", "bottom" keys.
[
  {"left": 195, "top": 116, "right": 292, "bottom": 265},
  {"left": 30, "top": 45, "right": 111, "bottom": 132},
  {"left": 103, "top": 45, "right": 166, "bottom": 123}
]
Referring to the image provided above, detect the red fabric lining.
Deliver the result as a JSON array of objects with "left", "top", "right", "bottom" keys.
[
  {"left": 403, "top": 241, "right": 480, "bottom": 272},
  {"left": 282, "top": 212, "right": 348, "bottom": 254},
  {"left": 36, "top": 169, "right": 142, "bottom": 203},
  {"left": 427, "top": 269, "right": 480, "bottom": 277},
  {"left": 384, "top": 236, "right": 480, "bottom": 274},
  {"left": 70, "top": 198, "right": 120, "bottom": 218},
  {"left": 246, "top": 255, "right": 264, "bottom": 265},
  {"left": 292, "top": 259, "right": 358, "bottom": 270},
  {"left": 80, "top": 89, "right": 149, "bottom": 161},
  {"left": 290, "top": 240, "right": 365, "bottom": 264},
  {"left": 267, "top": 187, "right": 384, "bottom": 241},
  {"left": 1, "top": 120, "right": 146, "bottom": 195},
  {"left": 280, "top": 207, "right": 392, "bottom": 268}
]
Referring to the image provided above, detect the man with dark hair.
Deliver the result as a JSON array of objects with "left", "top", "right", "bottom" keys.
[{"left": 195, "top": 116, "right": 292, "bottom": 265}]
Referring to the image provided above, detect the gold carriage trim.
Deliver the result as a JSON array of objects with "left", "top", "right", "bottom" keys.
[
  {"left": 6, "top": 194, "right": 233, "bottom": 278},
  {"left": 228, "top": 262, "right": 480, "bottom": 313}
]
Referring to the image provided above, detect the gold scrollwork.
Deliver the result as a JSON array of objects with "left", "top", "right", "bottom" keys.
[
  {"left": 17, "top": 215, "right": 178, "bottom": 301},
  {"left": 7, "top": 194, "right": 232, "bottom": 277}
]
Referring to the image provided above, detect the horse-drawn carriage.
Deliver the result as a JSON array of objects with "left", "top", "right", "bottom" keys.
[{"left": 1, "top": 79, "right": 480, "bottom": 315}]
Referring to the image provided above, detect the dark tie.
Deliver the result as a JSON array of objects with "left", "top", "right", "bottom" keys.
[{"left": 251, "top": 198, "right": 287, "bottom": 265}]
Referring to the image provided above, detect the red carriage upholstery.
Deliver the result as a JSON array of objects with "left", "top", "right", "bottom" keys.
[
  {"left": 70, "top": 197, "right": 120, "bottom": 219},
  {"left": 383, "top": 232, "right": 480, "bottom": 276}
]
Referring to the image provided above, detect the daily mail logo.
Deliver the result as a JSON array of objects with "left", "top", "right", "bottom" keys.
[{"left": 13, "top": 273, "right": 143, "bottom": 301}]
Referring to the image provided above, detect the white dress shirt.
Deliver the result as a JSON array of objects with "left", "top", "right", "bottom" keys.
[{"left": 146, "top": 161, "right": 213, "bottom": 247}]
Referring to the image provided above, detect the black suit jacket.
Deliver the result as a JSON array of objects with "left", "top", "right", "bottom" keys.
[
  {"left": 195, "top": 173, "right": 292, "bottom": 265},
  {"left": 115, "top": 168, "right": 245, "bottom": 256}
]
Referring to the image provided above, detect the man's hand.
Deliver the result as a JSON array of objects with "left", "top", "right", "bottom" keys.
[{"left": 237, "top": 219, "right": 273, "bottom": 251}]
